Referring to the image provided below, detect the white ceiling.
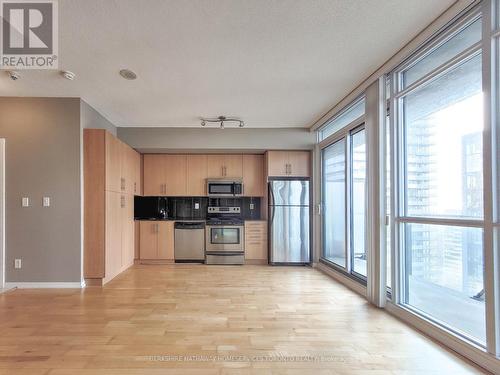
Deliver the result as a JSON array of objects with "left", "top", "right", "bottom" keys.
[{"left": 0, "top": 0, "right": 455, "bottom": 128}]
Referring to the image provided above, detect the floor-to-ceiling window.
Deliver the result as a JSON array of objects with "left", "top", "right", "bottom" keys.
[
  {"left": 319, "top": 98, "right": 367, "bottom": 282},
  {"left": 392, "top": 13, "right": 486, "bottom": 344},
  {"left": 350, "top": 128, "right": 367, "bottom": 278}
]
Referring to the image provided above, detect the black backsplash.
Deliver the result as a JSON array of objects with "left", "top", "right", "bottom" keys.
[{"left": 134, "top": 196, "right": 261, "bottom": 220}]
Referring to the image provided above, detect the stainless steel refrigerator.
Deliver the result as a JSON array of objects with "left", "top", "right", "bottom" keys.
[{"left": 268, "top": 178, "right": 310, "bottom": 265}]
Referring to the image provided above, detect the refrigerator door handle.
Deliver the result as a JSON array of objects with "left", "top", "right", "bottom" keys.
[{"left": 268, "top": 182, "right": 275, "bottom": 207}]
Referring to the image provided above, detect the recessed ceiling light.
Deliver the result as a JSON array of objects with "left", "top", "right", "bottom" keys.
[
  {"left": 119, "top": 69, "right": 137, "bottom": 80},
  {"left": 61, "top": 70, "right": 76, "bottom": 80}
]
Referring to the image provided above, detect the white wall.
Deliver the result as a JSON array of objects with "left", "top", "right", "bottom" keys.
[{"left": 117, "top": 127, "right": 316, "bottom": 152}]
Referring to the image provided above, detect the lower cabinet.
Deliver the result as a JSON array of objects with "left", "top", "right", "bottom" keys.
[
  {"left": 103, "top": 192, "right": 135, "bottom": 284},
  {"left": 139, "top": 221, "right": 175, "bottom": 262},
  {"left": 244, "top": 221, "right": 268, "bottom": 263}
]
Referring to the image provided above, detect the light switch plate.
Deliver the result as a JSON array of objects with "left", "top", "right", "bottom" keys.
[
  {"left": 194, "top": 202, "right": 200, "bottom": 210},
  {"left": 22, "top": 197, "right": 29, "bottom": 207},
  {"left": 43, "top": 197, "right": 50, "bottom": 207},
  {"left": 14, "top": 259, "right": 22, "bottom": 269}
]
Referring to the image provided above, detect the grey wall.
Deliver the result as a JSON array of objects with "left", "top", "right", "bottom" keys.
[
  {"left": 118, "top": 127, "right": 316, "bottom": 153},
  {"left": 80, "top": 100, "right": 117, "bottom": 136},
  {"left": 0, "top": 97, "right": 82, "bottom": 282}
]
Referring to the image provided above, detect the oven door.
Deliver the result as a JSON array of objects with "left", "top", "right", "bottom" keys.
[{"left": 206, "top": 225, "right": 244, "bottom": 252}]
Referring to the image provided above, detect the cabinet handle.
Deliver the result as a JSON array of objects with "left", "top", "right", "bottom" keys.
[
  {"left": 120, "top": 177, "right": 125, "bottom": 191},
  {"left": 134, "top": 182, "right": 136, "bottom": 193},
  {"left": 288, "top": 163, "right": 292, "bottom": 175},
  {"left": 120, "top": 196, "right": 125, "bottom": 208}
]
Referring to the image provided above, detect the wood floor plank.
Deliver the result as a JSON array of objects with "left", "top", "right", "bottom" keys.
[{"left": 0, "top": 264, "right": 487, "bottom": 374}]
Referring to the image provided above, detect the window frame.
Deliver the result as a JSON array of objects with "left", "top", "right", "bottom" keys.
[
  {"left": 390, "top": 5, "right": 490, "bottom": 348},
  {"left": 319, "top": 109, "right": 367, "bottom": 284}
]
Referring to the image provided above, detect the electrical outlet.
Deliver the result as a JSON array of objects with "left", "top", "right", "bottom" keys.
[
  {"left": 43, "top": 197, "right": 50, "bottom": 207},
  {"left": 14, "top": 259, "right": 22, "bottom": 269},
  {"left": 22, "top": 197, "right": 29, "bottom": 207},
  {"left": 194, "top": 202, "right": 200, "bottom": 210},
  {"left": 250, "top": 203, "right": 255, "bottom": 210}
]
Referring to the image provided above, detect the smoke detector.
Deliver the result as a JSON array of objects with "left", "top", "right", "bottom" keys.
[
  {"left": 7, "top": 71, "right": 20, "bottom": 81},
  {"left": 119, "top": 69, "right": 137, "bottom": 80},
  {"left": 61, "top": 70, "right": 76, "bottom": 80}
]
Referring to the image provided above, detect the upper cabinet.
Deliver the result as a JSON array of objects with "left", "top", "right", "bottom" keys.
[
  {"left": 266, "top": 151, "right": 311, "bottom": 177},
  {"left": 105, "top": 133, "right": 122, "bottom": 193},
  {"left": 187, "top": 155, "right": 207, "bottom": 196},
  {"left": 243, "top": 154, "right": 265, "bottom": 197},
  {"left": 207, "top": 155, "right": 243, "bottom": 178},
  {"left": 143, "top": 153, "right": 266, "bottom": 196},
  {"left": 164, "top": 155, "right": 187, "bottom": 196},
  {"left": 104, "top": 131, "right": 141, "bottom": 195},
  {"left": 143, "top": 155, "right": 187, "bottom": 196},
  {"left": 143, "top": 154, "right": 166, "bottom": 196}
]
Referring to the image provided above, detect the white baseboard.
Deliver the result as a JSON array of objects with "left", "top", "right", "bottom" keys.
[
  {"left": 386, "top": 302, "right": 500, "bottom": 374},
  {"left": 5, "top": 281, "right": 84, "bottom": 289},
  {"left": 315, "top": 262, "right": 367, "bottom": 297}
]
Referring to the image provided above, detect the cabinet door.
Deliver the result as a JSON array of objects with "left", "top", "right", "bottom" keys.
[
  {"left": 143, "top": 155, "right": 166, "bottom": 196},
  {"left": 207, "top": 155, "right": 225, "bottom": 178},
  {"left": 243, "top": 154, "right": 264, "bottom": 197},
  {"left": 105, "top": 191, "right": 122, "bottom": 278},
  {"left": 187, "top": 155, "right": 207, "bottom": 196},
  {"left": 132, "top": 151, "right": 142, "bottom": 195},
  {"left": 266, "top": 151, "right": 288, "bottom": 177},
  {"left": 288, "top": 151, "right": 311, "bottom": 177},
  {"left": 158, "top": 221, "right": 175, "bottom": 260},
  {"left": 164, "top": 155, "right": 187, "bottom": 196},
  {"left": 121, "top": 194, "right": 135, "bottom": 269},
  {"left": 224, "top": 155, "right": 243, "bottom": 178},
  {"left": 105, "top": 133, "right": 123, "bottom": 192},
  {"left": 121, "top": 145, "right": 135, "bottom": 195},
  {"left": 139, "top": 221, "right": 158, "bottom": 259},
  {"left": 244, "top": 221, "right": 268, "bottom": 260}
]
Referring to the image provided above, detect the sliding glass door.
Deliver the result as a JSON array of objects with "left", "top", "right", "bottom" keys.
[
  {"left": 321, "top": 123, "right": 367, "bottom": 281},
  {"left": 322, "top": 139, "right": 346, "bottom": 267}
]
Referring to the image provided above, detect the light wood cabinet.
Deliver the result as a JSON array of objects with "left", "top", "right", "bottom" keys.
[
  {"left": 139, "top": 221, "right": 174, "bottom": 261},
  {"left": 224, "top": 155, "right": 243, "bottom": 178},
  {"left": 187, "top": 155, "right": 207, "bottom": 196},
  {"left": 158, "top": 221, "right": 175, "bottom": 260},
  {"left": 245, "top": 221, "right": 268, "bottom": 263},
  {"left": 164, "top": 155, "right": 187, "bottom": 196},
  {"left": 105, "top": 191, "right": 122, "bottom": 280},
  {"left": 143, "top": 154, "right": 166, "bottom": 196},
  {"left": 121, "top": 194, "right": 135, "bottom": 269},
  {"left": 266, "top": 151, "right": 310, "bottom": 177},
  {"left": 105, "top": 133, "right": 122, "bottom": 193},
  {"left": 144, "top": 153, "right": 265, "bottom": 196},
  {"left": 243, "top": 154, "right": 265, "bottom": 197},
  {"left": 207, "top": 155, "right": 242, "bottom": 178},
  {"left": 84, "top": 129, "right": 140, "bottom": 286},
  {"left": 143, "top": 155, "right": 188, "bottom": 196}
]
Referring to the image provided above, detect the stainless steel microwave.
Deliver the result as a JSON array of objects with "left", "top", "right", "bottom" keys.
[{"left": 207, "top": 179, "right": 243, "bottom": 197}]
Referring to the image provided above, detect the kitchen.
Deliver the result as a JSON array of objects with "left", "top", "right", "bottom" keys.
[{"left": 83, "top": 129, "right": 311, "bottom": 285}]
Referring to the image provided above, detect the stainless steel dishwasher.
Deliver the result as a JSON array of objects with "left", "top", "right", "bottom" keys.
[{"left": 174, "top": 222, "right": 206, "bottom": 262}]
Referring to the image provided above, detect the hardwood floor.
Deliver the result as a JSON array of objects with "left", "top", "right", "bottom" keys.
[{"left": 0, "top": 265, "right": 487, "bottom": 374}]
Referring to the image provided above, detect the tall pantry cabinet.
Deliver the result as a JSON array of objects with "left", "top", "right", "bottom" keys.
[{"left": 84, "top": 129, "right": 141, "bottom": 285}]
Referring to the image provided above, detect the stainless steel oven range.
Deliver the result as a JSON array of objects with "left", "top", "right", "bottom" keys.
[{"left": 205, "top": 206, "right": 244, "bottom": 265}]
